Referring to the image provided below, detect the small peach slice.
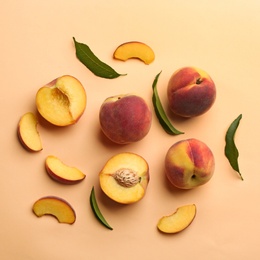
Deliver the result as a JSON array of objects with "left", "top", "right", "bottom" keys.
[
  {"left": 113, "top": 41, "right": 155, "bottom": 65},
  {"left": 17, "top": 112, "right": 43, "bottom": 152},
  {"left": 99, "top": 152, "right": 150, "bottom": 204},
  {"left": 45, "top": 155, "right": 86, "bottom": 184},
  {"left": 32, "top": 196, "right": 76, "bottom": 224},
  {"left": 157, "top": 204, "right": 196, "bottom": 234},
  {"left": 36, "top": 75, "right": 87, "bottom": 126}
]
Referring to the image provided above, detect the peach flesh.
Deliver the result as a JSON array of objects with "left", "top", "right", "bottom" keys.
[
  {"left": 165, "top": 138, "right": 215, "bottom": 189},
  {"left": 99, "top": 94, "right": 152, "bottom": 144}
]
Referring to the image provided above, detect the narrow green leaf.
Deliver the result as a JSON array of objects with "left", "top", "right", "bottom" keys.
[
  {"left": 90, "top": 186, "right": 113, "bottom": 230},
  {"left": 73, "top": 37, "right": 126, "bottom": 79},
  {"left": 224, "top": 114, "right": 243, "bottom": 180},
  {"left": 152, "top": 71, "right": 184, "bottom": 135}
]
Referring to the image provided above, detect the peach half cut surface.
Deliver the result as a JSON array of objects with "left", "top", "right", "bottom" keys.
[
  {"left": 32, "top": 196, "right": 76, "bottom": 224},
  {"left": 99, "top": 152, "right": 150, "bottom": 204},
  {"left": 45, "top": 155, "right": 86, "bottom": 184},
  {"left": 17, "top": 112, "right": 43, "bottom": 152},
  {"left": 36, "top": 75, "right": 87, "bottom": 126},
  {"left": 157, "top": 204, "right": 196, "bottom": 234},
  {"left": 113, "top": 41, "right": 155, "bottom": 65}
]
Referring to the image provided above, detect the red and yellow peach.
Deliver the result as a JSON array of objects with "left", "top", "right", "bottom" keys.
[
  {"left": 99, "top": 94, "right": 152, "bottom": 144},
  {"left": 167, "top": 67, "right": 216, "bottom": 117},
  {"left": 165, "top": 138, "right": 215, "bottom": 189}
]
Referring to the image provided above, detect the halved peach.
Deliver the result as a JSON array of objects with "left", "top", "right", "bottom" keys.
[
  {"left": 36, "top": 75, "right": 87, "bottom": 126},
  {"left": 157, "top": 204, "right": 196, "bottom": 234},
  {"left": 17, "top": 112, "right": 43, "bottom": 152},
  {"left": 113, "top": 41, "right": 155, "bottom": 65},
  {"left": 32, "top": 196, "right": 76, "bottom": 224},
  {"left": 99, "top": 152, "right": 150, "bottom": 204},
  {"left": 45, "top": 155, "right": 86, "bottom": 184}
]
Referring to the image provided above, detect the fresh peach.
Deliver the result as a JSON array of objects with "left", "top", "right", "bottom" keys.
[
  {"left": 99, "top": 152, "right": 150, "bottom": 204},
  {"left": 165, "top": 138, "right": 215, "bottom": 189},
  {"left": 113, "top": 41, "right": 155, "bottom": 65},
  {"left": 99, "top": 94, "right": 152, "bottom": 144},
  {"left": 167, "top": 67, "right": 216, "bottom": 117},
  {"left": 32, "top": 196, "right": 76, "bottom": 224},
  {"left": 17, "top": 112, "right": 43, "bottom": 152},
  {"left": 45, "top": 155, "right": 86, "bottom": 184},
  {"left": 36, "top": 75, "right": 87, "bottom": 126}
]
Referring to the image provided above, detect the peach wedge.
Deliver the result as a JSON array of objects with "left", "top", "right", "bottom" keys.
[
  {"left": 45, "top": 155, "right": 86, "bottom": 184},
  {"left": 17, "top": 112, "right": 43, "bottom": 152},
  {"left": 157, "top": 204, "right": 196, "bottom": 234},
  {"left": 36, "top": 75, "right": 87, "bottom": 126},
  {"left": 99, "top": 152, "right": 150, "bottom": 204},
  {"left": 32, "top": 196, "right": 76, "bottom": 224},
  {"left": 113, "top": 41, "right": 155, "bottom": 65}
]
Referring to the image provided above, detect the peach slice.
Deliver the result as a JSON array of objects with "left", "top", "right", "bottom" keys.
[
  {"left": 157, "top": 204, "right": 196, "bottom": 234},
  {"left": 99, "top": 152, "right": 150, "bottom": 204},
  {"left": 17, "top": 112, "right": 43, "bottom": 152},
  {"left": 113, "top": 41, "right": 155, "bottom": 65},
  {"left": 45, "top": 155, "right": 86, "bottom": 184},
  {"left": 36, "top": 75, "right": 87, "bottom": 126},
  {"left": 32, "top": 196, "right": 76, "bottom": 224}
]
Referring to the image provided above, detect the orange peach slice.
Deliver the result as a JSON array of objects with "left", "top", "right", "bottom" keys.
[
  {"left": 113, "top": 41, "right": 155, "bottom": 65},
  {"left": 45, "top": 155, "right": 86, "bottom": 184},
  {"left": 36, "top": 75, "right": 87, "bottom": 126},
  {"left": 32, "top": 196, "right": 76, "bottom": 224},
  {"left": 157, "top": 204, "right": 196, "bottom": 234},
  {"left": 17, "top": 112, "right": 43, "bottom": 152},
  {"left": 99, "top": 152, "right": 150, "bottom": 204}
]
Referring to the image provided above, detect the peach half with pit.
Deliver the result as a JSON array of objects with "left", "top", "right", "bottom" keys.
[
  {"left": 99, "top": 152, "right": 150, "bottom": 204},
  {"left": 167, "top": 67, "right": 216, "bottom": 117},
  {"left": 17, "top": 112, "right": 43, "bottom": 152},
  {"left": 32, "top": 196, "right": 76, "bottom": 224},
  {"left": 165, "top": 138, "right": 215, "bottom": 189},
  {"left": 36, "top": 75, "right": 87, "bottom": 126},
  {"left": 45, "top": 155, "right": 86, "bottom": 184},
  {"left": 99, "top": 94, "right": 152, "bottom": 144},
  {"left": 113, "top": 41, "right": 155, "bottom": 65},
  {"left": 157, "top": 204, "right": 196, "bottom": 234}
]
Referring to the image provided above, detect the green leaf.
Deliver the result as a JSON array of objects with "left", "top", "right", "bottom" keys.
[
  {"left": 73, "top": 37, "right": 126, "bottom": 79},
  {"left": 152, "top": 71, "right": 184, "bottom": 135},
  {"left": 224, "top": 114, "right": 243, "bottom": 180},
  {"left": 90, "top": 186, "right": 113, "bottom": 230}
]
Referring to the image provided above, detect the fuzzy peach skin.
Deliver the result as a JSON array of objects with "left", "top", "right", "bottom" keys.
[
  {"left": 165, "top": 138, "right": 215, "bottom": 189},
  {"left": 167, "top": 67, "right": 216, "bottom": 117},
  {"left": 99, "top": 94, "right": 152, "bottom": 144}
]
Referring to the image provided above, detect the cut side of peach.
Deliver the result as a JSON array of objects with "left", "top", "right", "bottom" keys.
[
  {"left": 45, "top": 155, "right": 86, "bottom": 184},
  {"left": 157, "top": 204, "right": 196, "bottom": 233},
  {"left": 99, "top": 152, "right": 149, "bottom": 204},
  {"left": 17, "top": 112, "right": 43, "bottom": 152},
  {"left": 113, "top": 41, "right": 155, "bottom": 65},
  {"left": 36, "top": 75, "right": 87, "bottom": 126},
  {"left": 32, "top": 196, "right": 76, "bottom": 224}
]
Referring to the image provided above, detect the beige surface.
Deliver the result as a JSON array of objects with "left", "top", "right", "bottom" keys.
[{"left": 1, "top": 1, "right": 260, "bottom": 259}]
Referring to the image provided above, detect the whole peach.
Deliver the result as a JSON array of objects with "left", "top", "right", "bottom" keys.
[
  {"left": 99, "top": 94, "right": 152, "bottom": 144},
  {"left": 165, "top": 138, "right": 215, "bottom": 189},
  {"left": 167, "top": 67, "right": 216, "bottom": 117}
]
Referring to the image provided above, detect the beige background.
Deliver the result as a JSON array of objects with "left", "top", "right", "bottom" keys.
[{"left": 1, "top": 1, "right": 260, "bottom": 259}]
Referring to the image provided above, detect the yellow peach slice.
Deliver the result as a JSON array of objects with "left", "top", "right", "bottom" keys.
[
  {"left": 45, "top": 155, "right": 86, "bottom": 184},
  {"left": 36, "top": 75, "right": 87, "bottom": 126},
  {"left": 32, "top": 196, "right": 76, "bottom": 224},
  {"left": 17, "top": 112, "right": 43, "bottom": 152},
  {"left": 99, "top": 152, "right": 150, "bottom": 204},
  {"left": 157, "top": 204, "right": 196, "bottom": 233},
  {"left": 113, "top": 41, "right": 155, "bottom": 65}
]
